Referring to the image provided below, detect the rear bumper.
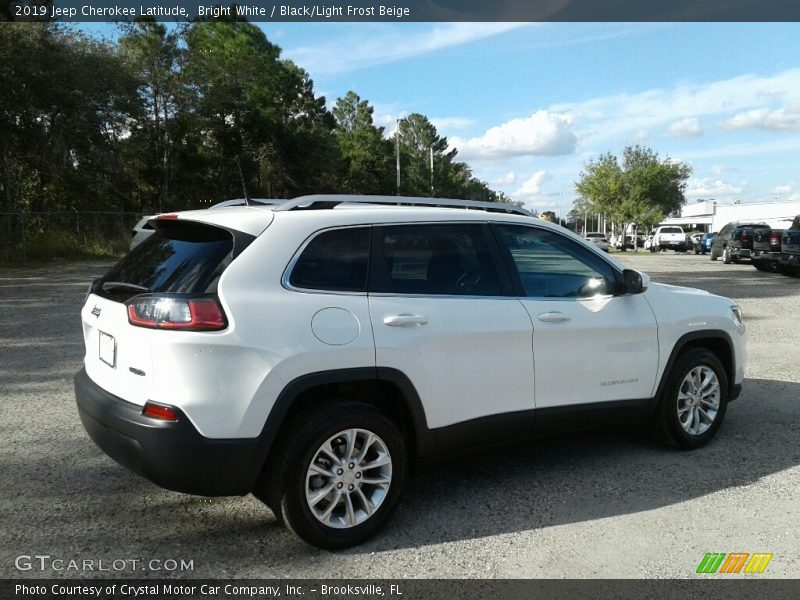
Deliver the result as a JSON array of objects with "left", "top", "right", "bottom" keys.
[
  {"left": 731, "top": 247, "right": 752, "bottom": 258},
  {"left": 777, "top": 253, "right": 800, "bottom": 266},
  {"left": 657, "top": 240, "right": 687, "bottom": 249},
  {"left": 752, "top": 250, "right": 782, "bottom": 262},
  {"left": 75, "top": 367, "right": 269, "bottom": 496}
]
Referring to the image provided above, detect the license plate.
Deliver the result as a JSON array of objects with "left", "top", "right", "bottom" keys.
[{"left": 99, "top": 331, "right": 116, "bottom": 368}]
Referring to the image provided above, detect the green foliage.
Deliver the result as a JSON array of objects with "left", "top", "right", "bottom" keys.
[
  {"left": 1, "top": 21, "right": 506, "bottom": 263},
  {"left": 574, "top": 145, "right": 691, "bottom": 234}
]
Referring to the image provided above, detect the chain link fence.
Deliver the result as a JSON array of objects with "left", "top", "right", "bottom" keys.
[{"left": 0, "top": 211, "right": 142, "bottom": 262}]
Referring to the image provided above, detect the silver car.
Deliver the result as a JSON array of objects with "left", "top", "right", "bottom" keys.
[{"left": 584, "top": 232, "right": 610, "bottom": 252}]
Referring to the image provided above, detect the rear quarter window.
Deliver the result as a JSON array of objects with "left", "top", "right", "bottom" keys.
[{"left": 288, "top": 227, "right": 371, "bottom": 292}]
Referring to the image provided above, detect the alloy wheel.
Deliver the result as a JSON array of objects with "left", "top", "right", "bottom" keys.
[
  {"left": 677, "top": 366, "right": 721, "bottom": 436},
  {"left": 305, "top": 428, "right": 392, "bottom": 529}
]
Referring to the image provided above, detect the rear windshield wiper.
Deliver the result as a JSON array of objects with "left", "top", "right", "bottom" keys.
[{"left": 101, "top": 281, "right": 149, "bottom": 293}]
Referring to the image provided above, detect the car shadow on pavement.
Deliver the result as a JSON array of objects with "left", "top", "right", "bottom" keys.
[{"left": 354, "top": 377, "right": 800, "bottom": 553}]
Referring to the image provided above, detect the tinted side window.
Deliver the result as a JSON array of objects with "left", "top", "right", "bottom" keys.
[
  {"left": 496, "top": 225, "right": 618, "bottom": 298},
  {"left": 289, "top": 227, "right": 370, "bottom": 292},
  {"left": 371, "top": 224, "right": 501, "bottom": 296}
]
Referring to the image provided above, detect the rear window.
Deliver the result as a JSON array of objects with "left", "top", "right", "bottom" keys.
[
  {"left": 97, "top": 221, "right": 235, "bottom": 301},
  {"left": 659, "top": 227, "right": 683, "bottom": 234}
]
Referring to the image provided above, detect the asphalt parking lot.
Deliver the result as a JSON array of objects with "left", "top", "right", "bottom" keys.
[{"left": 1, "top": 253, "right": 798, "bottom": 579}]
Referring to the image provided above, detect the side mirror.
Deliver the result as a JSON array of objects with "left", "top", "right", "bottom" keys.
[{"left": 621, "top": 269, "right": 645, "bottom": 295}]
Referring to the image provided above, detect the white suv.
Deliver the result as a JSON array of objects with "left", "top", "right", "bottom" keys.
[
  {"left": 75, "top": 195, "right": 745, "bottom": 549},
  {"left": 652, "top": 225, "right": 689, "bottom": 252}
]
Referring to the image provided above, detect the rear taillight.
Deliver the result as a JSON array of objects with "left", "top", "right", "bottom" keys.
[
  {"left": 770, "top": 231, "right": 781, "bottom": 247},
  {"left": 143, "top": 401, "right": 178, "bottom": 421},
  {"left": 126, "top": 295, "right": 227, "bottom": 331}
]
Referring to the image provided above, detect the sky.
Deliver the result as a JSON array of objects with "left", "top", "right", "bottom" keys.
[{"left": 82, "top": 21, "right": 800, "bottom": 216}]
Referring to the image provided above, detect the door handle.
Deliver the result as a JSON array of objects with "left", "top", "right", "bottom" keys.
[
  {"left": 383, "top": 314, "right": 429, "bottom": 327},
  {"left": 537, "top": 312, "right": 570, "bottom": 323}
]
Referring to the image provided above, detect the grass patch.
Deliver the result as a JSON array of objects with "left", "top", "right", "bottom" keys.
[{"left": 0, "top": 231, "right": 128, "bottom": 267}]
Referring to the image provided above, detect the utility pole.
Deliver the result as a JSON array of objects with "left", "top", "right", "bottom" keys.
[
  {"left": 430, "top": 146, "right": 434, "bottom": 196},
  {"left": 395, "top": 119, "right": 401, "bottom": 196}
]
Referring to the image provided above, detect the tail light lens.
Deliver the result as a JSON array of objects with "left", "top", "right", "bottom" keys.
[
  {"left": 126, "top": 294, "right": 227, "bottom": 331},
  {"left": 143, "top": 401, "right": 178, "bottom": 421},
  {"left": 770, "top": 231, "right": 781, "bottom": 247}
]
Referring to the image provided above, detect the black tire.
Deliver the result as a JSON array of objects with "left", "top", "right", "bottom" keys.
[
  {"left": 265, "top": 402, "right": 408, "bottom": 550},
  {"left": 753, "top": 261, "right": 768, "bottom": 272},
  {"left": 722, "top": 246, "right": 732, "bottom": 264},
  {"left": 653, "top": 348, "right": 728, "bottom": 450},
  {"left": 710, "top": 250, "right": 717, "bottom": 261},
  {"left": 694, "top": 247, "right": 700, "bottom": 255}
]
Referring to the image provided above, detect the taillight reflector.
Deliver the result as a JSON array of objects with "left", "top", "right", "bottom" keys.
[{"left": 143, "top": 402, "right": 178, "bottom": 421}]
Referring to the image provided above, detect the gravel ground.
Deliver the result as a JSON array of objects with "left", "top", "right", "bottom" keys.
[{"left": 0, "top": 254, "right": 798, "bottom": 579}]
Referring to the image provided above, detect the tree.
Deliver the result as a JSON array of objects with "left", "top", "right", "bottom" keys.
[
  {"left": 118, "top": 20, "right": 184, "bottom": 213},
  {"left": 332, "top": 91, "right": 394, "bottom": 195},
  {"left": 540, "top": 211, "right": 557, "bottom": 222},
  {"left": 396, "top": 113, "right": 455, "bottom": 197},
  {"left": 575, "top": 145, "right": 691, "bottom": 251}
]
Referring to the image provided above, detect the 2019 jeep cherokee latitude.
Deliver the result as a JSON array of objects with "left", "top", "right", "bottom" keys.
[{"left": 75, "top": 195, "right": 746, "bottom": 549}]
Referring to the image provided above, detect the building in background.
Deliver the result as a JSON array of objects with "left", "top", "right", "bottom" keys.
[{"left": 662, "top": 200, "right": 799, "bottom": 233}]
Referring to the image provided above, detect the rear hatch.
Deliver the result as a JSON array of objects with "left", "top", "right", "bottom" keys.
[
  {"left": 734, "top": 227, "right": 755, "bottom": 250},
  {"left": 752, "top": 226, "right": 773, "bottom": 253},
  {"left": 81, "top": 217, "right": 257, "bottom": 405}
]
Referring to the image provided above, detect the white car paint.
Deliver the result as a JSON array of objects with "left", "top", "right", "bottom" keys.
[{"left": 82, "top": 200, "right": 746, "bottom": 439}]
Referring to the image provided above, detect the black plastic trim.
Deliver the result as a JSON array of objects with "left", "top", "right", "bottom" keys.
[
  {"left": 653, "top": 330, "right": 739, "bottom": 404},
  {"left": 75, "top": 367, "right": 268, "bottom": 496},
  {"left": 259, "top": 367, "right": 437, "bottom": 458},
  {"left": 533, "top": 398, "right": 652, "bottom": 435}
]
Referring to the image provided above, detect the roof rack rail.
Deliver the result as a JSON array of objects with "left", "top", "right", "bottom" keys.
[
  {"left": 272, "top": 194, "right": 532, "bottom": 216},
  {"left": 211, "top": 198, "right": 287, "bottom": 209}
]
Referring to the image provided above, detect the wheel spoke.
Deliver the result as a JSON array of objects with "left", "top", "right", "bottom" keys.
[
  {"left": 343, "top": 429, "right": 357, "bottom": 464},
  {"left": 355, "top": 487, "right": 374, "bottom": 517},
  {"left": 307, "top": 482, "right": 336, "bottom": 507},
  {"left": 360, "top": 473, "right": 391, "bottom": 485},
  {"left": 360, "top": 453, "right": 391, "bottom": 471},
  {"left": 308, "top": 462, "right": 335, "bottom": 478},
  {"left": 319, "top": 490, "right": 342, "bottom": 521},
  {"left": 320, "top": 442, "right": 342, "bottom": 466},
  {"left": 343, "top": 492, "right": 356, "bottom": 527},
  {"left": 354, "top": 432, "right": 375, "bottom": 462}
]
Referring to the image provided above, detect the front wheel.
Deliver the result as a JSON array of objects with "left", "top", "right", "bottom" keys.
[
  {"left": 266, "top": 403, "right": 408, "bottom": 550},
  {"left": 653, "top": 348, "right": 728, "bottom": 449}
]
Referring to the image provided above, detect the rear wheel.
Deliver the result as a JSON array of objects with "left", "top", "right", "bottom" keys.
[
  {"left": 654, "top": 348, "right": 728, "bottom": 449},
  {"left": 722, "top": 246, "right": 732, "bottom": 264},
  {"left": 753, "top": 261, "right": 769, "bottom": 272},
  {"left": 263, "top": 402, "right": 408, "bottom": 550}
]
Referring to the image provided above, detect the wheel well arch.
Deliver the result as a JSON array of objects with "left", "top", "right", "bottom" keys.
[
  {"left": 656, "top": 331, "right": 735, "bottom": 401},
  {"left": 259, "top": 368, "right": 436, "bottom": 465}
]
